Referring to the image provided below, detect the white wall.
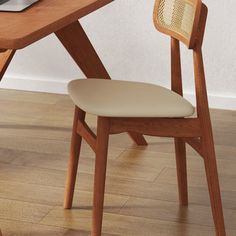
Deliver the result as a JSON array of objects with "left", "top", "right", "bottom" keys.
[{"left": 1, "top": 0, "right": 236, "bottom": 110}]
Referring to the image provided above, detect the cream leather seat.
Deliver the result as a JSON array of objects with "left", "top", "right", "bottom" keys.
[{"left": 68, "top": 79, "right": 194, "bottom": 118}]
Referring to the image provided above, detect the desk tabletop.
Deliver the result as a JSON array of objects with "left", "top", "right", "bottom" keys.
[{"left": 0, "top": 0, "right": 113, "bottom": 50}]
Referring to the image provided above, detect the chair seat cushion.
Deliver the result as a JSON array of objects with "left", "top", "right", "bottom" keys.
[{"left": 68, "top": 79, "right": 194, "bottom": 118}]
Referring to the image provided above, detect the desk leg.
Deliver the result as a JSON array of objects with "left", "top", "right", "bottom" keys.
[
  {"left": 55, "top": 21, "right": 110, "bottom": 79},
  {"left": 0, "top": 49, "right": 16, "bottom": 81},
  {"left": 55, "top": 21, "right": 147, "bottom": 146}
]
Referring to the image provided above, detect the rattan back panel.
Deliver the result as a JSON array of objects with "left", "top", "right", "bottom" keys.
[{"left": 153, "top": 0, "right": 202, "bottom": 48}]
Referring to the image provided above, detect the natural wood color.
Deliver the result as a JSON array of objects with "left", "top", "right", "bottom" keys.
[
  {"left": 41, "top": 207, "right": 236, "bottom": 236},
  {"left": 0, "top": 220, "right": 101, "bottom": 236},
  {"left": 92, "top": 117, "right": 110, "bottom": 236},
  {"left": 55, "top": 21, "right": 111, "bottom": 80},
  {"left": 171, "top": 38, "right": 183, "bottom": 95},
  {"left": 174, "top": 138, "right": 188, "bottom": 206},
  {"left": 153, "top": 0, "right": 202, "bottom": 49},
  {"left": 110, "top": 118, "right": 201, "bottom": 138},
  {"left": 55, "top": 20, "right": 146, "bottom": 146},
  {"left": 0, "top": 0, "right": 145, "bottom": 146},
  {"left": 77, "top": 118, "right": 97, "bottom": 153},
  {"left": 0, "top": 89, "right": 235, "bottom": 235},
  {"left": 193, "top": 4, "right": 226, "bottom": 236},
  {"left": 185, "top": 137, "right": 204, "bottom": 157},
  {"left": 128, "top": 132, "right": 148, "bottom": 146},
  {"left": 0, "top": 1, "right": 227, "bottom": 235},
  {"left": 0, "top": 197, "right": 52, "bottom": 223},
  {"left": 0, "top": 49, "right": 16, "bottom": 81},
  {"left": 65, "top": 2, "right": 226, "bottom": 235},
  {"left": 0, "top": 0, "right": 114, "bottom": 49},
  {"left": 171, "top": 37, "right": 188, "bottom": 206},
  {"left": 64, "top": 107, "right": 85, "bottom": 209}
]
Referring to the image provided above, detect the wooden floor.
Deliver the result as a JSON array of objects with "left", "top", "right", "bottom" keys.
[{"left": 0, "top": 89, "right": 235, "bottom": 236}]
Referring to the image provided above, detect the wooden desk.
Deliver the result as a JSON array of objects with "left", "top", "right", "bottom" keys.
[
  {"left": 0, "top": 0, "right": 113, "bottom": 80},
  {"left": 0, "top": 0, "right": 147, "bottom": 146}
]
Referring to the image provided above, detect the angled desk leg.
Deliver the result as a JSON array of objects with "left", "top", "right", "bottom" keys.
[
  {"left": 55, "top": 21, "right": 147, "bottom": 146},
  {"left": 0, "top": 49, "right": 16, "bottom": 81}
]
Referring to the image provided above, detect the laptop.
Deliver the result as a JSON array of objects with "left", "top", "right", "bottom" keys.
[{"left": 0, "top": 0, "right": 39, "bottom": 12}]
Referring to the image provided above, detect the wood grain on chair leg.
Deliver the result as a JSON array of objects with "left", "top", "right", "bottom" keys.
[
  {"left": 201, "top": 126, "right": 226, "bottom": 236},
  {"left": 0, "top": 49, "right": 16, "bottom": 81},
  {"left": 174, "top": 137, "right": 188, "bottom": 206},
  {"left": 193, "top": 19, "right": 226, "bottom": 234},
  {"left": 92, "top": 117, "right": 110, "bottom": 236},
  {"left": 171, "top": 38, "right": 188, "bottom": 206},
  {"left": 192, "top": 5, "right": 225, "bottom": 233},
  {"left": 64, "top": 106, "right": 85, "bottom": 209},
  {"left": 203, "top": 138, "right": 226, "bottom": 236}
]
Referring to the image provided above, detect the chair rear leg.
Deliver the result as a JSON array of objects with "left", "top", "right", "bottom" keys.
[
  {"left": 92, "top": 117, "right": 110, "bottom": 236},
  {"left": 174, "top": 138, "right": 188, "bottom": 206},
  {"left": 128, "top": 132, "right": 148, "bottom": 146},
  {"left": 203, "top": 138, "right": 226, "bottom": 236},
  {"left": 64, "top": 106, "right": 85, "bottom": 209}
]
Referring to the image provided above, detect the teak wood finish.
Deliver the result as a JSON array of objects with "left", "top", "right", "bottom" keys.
[{"left": 65, "top": 0, "right": 226, "bottom": 236}]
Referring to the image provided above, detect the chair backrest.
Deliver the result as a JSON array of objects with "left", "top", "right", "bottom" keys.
[{"left": 153, "top": 0, "right": 202, "bottom": 48}]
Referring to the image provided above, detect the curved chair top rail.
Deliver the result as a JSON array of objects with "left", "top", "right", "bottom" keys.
[{"left": 153, "top": 0, "right": 202, "bottom": 49}]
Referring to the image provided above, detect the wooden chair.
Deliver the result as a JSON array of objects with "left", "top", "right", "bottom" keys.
[{"left": 64, "top": 0, "right": 226, "bottom": 235}]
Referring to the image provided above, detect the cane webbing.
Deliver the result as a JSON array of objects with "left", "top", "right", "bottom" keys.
[{"left": 154, "top": 0, "right": 201, "bottom": 47}]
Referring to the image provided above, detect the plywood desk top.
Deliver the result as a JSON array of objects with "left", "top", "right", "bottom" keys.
[{"left": 0, "top": 0, "right": 113, "bottom": 50}]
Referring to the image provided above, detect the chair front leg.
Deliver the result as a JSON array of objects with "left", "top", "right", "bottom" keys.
[
  {"left": 64, "top": 106, "right": 85, "bottom": 209},
  {"left": 174, "top": 138, "right": 188, "bottom": 206},
  {"left": 92, "top": 117, "right": 110, "bottom": 236},
  {"left": 202, "top": 136, "right": 226, "bottom": 236}
]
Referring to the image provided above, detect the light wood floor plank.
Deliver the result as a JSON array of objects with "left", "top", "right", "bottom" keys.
[
  {"left": 0, "top": 180, "right": 128, "bottom": 212},
  {"left": 0, "top": 219, "right": 118, "bottom": 236},
  {"left": 157, "top": 167, "right": 236, "bottom": 192},
  {"left": 0, "top": 198, "right": 52, "bottom": 223},
  {"left": 119, "top": 197, "right": 236, "bottom": 230},
  {"left": 0, "top": 89, "right": 235, "bottom": 235},
  {"left": 40, "top": 207, "right": 236, "bottom": 236}
]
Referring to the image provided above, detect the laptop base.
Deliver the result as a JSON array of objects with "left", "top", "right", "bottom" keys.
[{"left": 0, "top": 0, "right": 39, "bottom": 12}]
